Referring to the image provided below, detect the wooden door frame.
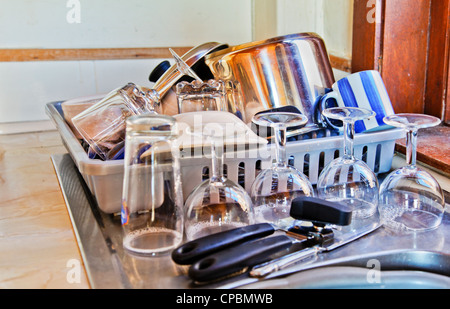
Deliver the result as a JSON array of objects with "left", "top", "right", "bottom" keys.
[{"left": 352, "top": 0, "right": 450, "bottom": 124}]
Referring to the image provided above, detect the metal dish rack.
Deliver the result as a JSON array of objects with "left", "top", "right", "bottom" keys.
[{"left": 46, "top": 101, "right": 405, "bottom": 214}]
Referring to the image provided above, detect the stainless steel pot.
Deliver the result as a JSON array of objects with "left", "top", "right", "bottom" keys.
[{"left": 204, "top": 33, "right": 335, "bottom": 128}]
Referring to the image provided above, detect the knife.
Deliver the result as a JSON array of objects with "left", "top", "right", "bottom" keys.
[
  {"left": 211, "top": 217, "right": 382, "bottom": 289},
  {"left": 249, "top": 218, "right": 382, "bottom": 278}
]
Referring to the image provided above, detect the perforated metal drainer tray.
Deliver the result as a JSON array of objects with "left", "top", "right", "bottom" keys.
[{"left": 52, "top": 153, "right": 450, "bottom": 289}]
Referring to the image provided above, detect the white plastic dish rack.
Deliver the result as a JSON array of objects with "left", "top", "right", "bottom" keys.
[{"left": 47, "top": 101, "right": 404, "bottom": 214}]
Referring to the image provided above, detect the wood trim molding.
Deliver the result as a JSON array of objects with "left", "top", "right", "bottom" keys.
[
  {"left": 329, "top": 54, "right": 352, "bottom": 73},
  {"left": 0, "top": 46, "right": 353, "bottom": 75},
  {"left": 0, "top": 47, "right": 193, "bottom": 62}
]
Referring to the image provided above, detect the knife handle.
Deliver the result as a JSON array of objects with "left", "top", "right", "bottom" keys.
[
  {"left": 188, "top": 235, "right": 293, "bottom": 283},
  {"left": 171, "top": 223, "right": 275, "bottom": 265},
  {"left": 290, "top": 196, "right": 352, "bottom": 226}
]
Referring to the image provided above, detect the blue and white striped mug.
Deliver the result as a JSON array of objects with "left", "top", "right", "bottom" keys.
[{"left": 319, "top": 70, "right": 395, "bottom": 133}]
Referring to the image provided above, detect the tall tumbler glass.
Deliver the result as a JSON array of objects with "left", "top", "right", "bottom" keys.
[{"left": 121, "top": 114, "right": 184, "bottom": 256}]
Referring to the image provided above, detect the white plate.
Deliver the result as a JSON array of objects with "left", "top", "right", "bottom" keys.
[{"left": 173, "top": 111, "right": 267, "bottom": 149}]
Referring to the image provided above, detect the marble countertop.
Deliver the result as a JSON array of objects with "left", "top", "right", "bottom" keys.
[{"left": 0, "top": 129, "right": 90, "bottom": 289}]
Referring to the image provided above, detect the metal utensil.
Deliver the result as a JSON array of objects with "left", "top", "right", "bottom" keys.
[
  {"left": 249, "top": 219, "right": 382, "bottom": 278},
  {"left": 172, "top": 197, "right": 353, "bottom": 283}
]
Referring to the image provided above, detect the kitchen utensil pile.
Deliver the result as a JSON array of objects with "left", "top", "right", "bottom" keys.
[{"left": 50, "top": 33, "right": 435, "bottom": 287}]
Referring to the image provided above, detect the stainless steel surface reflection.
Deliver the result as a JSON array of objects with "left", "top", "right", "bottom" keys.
[
  {"left": 51, "top": 153, "right": 191, "bottom": 289},
  {"left": 218, "top": 212, "right": 450, "bottom": 289},
  {"left": 52, "top": 153, "right": 450, "bottom": 289},
  {"left": 205, "top": 33, "right": 335, "bottom": 125}
]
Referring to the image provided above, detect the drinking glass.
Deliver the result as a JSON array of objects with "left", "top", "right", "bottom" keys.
[
  {"left": 379, "top": 114, "right": 445, "bottom": 232},
  {"left": 317, "top": 107, "right": 379, "bottom": 219},
  {"left": 121, "top": 114, "right": 184, "bottom": 256},
  {"left": 72, "top": 83, "right": 159, "bottom": 160},
  {"left": 184, "top": 122, "right": 254, "bottom": 241},
  {"left": 176, "top": 79, "right": 226, "bottom": 114},
  {"left": 250, "top": 112, "right": 314, "bottom": 228}
]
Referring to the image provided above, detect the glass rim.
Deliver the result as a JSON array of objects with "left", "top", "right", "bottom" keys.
[
  {"left": 126, "top": 113, "right": 178, "bottom": 135},
  {"left": 252, "top": 112, "right": 308, "bottom": 128},
  {"left": 322, "top": 107, "right": 376, "bottom": 122},
  {"left": 383, "top": 113, "right": 441, "bottom": 130}
]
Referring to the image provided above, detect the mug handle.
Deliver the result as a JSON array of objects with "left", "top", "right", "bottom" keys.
[{"left": 318, "top": 91, "right": 341, "bottom": 130}]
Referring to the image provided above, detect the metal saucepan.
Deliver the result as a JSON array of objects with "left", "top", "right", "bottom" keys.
[{"left": 204, "top": 33, "right": 336, "bottom": 129}]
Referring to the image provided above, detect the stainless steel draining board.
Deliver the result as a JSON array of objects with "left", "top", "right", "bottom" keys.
[
  {"left": 51, "top": 153, "right": 191, "bottom": 289},
  {"left": 52, "top": 153, "right": 450, "bottom": 289}
]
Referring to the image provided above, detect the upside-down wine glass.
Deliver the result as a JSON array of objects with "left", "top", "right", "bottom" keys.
[
  {"left": 317, "top": 107, "right": 379, "bottom": 220},
  {"left": 379, "top": 114, "right": 445, "bottom": 232},
  {"left": 184, "top": 122, "right": 254, "bottom": 241},
  {"left": 250, "top": 112, "right": 314, "bottom": 228}
]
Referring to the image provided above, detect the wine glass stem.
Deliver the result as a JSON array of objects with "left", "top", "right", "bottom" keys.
[
  {"left": 210, "top": 136, "right": 224, "bottom": 182},
  {"left": 343, "top": 120, "right": 355, "bottom": 158},
  {"left": 274, "top": 125, "right": 287, "bottom": 168},
  {"left": 406, "top": 129, "right": 418, "bottom": 166}
]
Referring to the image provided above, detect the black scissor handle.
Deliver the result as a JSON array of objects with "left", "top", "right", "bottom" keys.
[
  {"left": 171, "top": 223, "right": 275, "bottom": 265},
  {"left": 188, "top": 235, "right": 292, "bottom": 283}
]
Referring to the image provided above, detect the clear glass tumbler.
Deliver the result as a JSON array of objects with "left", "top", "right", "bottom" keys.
[
  {"left": 72, "top": 83, "right": 159, "bottom": 160},
  {"left": 176, "top": 79, "right": 226, "bottom": 114},
  {"left": 121, "top": 114, "right": 184, "bottom": 256}
]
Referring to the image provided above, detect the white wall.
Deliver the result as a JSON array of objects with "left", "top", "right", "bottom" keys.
[
  {"left": 0, "top": 59, "right": 166, "bottom": 123},
  {"left": 0, "top": 0, "right": 253, "bottom": 123},
  {"left": 276, "top": 0, "right": 354, "bottom": 59},
  {"left": 0, "top": 0, "right": 353, "bottom": 124},
  {"left": 0, "top": 0, "right": 252, "bottom": 49},
  {"left": 253, "top": 0, "right": 353, "bottom": 80}
]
